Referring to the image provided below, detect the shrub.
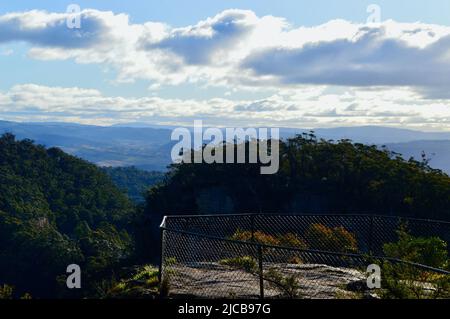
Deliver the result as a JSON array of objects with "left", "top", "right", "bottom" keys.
[
  {"left": 98, "top": 265, "right": 161, "bottom": 299},
  {"left": 278, "top": 233, "right": 308, "bottom": 250},
  {"left": 165, "top": 257, "right": 177, "bottom": 267},
  {"left": 253, "top": 231, "right": 280, "bottom": 246},
  {"left": 287, "top": 255, "right": 303, "bottom": 265},
  {"left": 220, "top": 256, "right": 258, "bottom": 273},
  {"left": 231, "top": 229, "right": 280, "bottom": 246},
  {"left": 378, "top": 261, "right": 450, "bottom": 299},
  {"left": 230, "top": 229, "right": 253, "bottom": 242},
  {"left": 381, "top": 226, "right": 450, "bottom": 299},
  {"left": 0, "top": 284, "right": 31, "bottom": 299},
  {"left": 433, "top": 275, "right": 450, "bottom": 299},
  {"left": 264, "top": 268, "right": 302, "bottom": 298},
  {"left": 0, "top": 284, "right": 14, "bottom": 299},
  {"left": 20, "top": 293, "right": 32, "bottom": 299},
  {"left": 305, "top": 223, "right": 358, "bottom": 253},
  {"left": 230, "top": 229, "right": 308, "bottom": 249},
  {"left": 380, "top": 262, "right": 421, "bottom": 299},
  {"left": 131, "top": 265, "right": 159, "bottom": 287},
  {"left": 332, "top": 226, "right": 358, "bottom": 253},
  {"left": 383, "top": 225, "right": 448, "bottom": 269}
]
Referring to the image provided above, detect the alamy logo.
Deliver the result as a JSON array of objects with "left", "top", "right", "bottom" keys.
[
  {"left": 171, "top": 120, "right": 280, "bottom": 174},
  {"left": 66, "top": 4, "right": 81, "bottom": 29},
  {"left": 367, "top": 4, "right": 381, "bottom": 23},
  {"left": 66, "top": 264, "right": 81, "bottom": 289},
  {"left": 366, "top": 264, "right": 381, "bottom": 289}
]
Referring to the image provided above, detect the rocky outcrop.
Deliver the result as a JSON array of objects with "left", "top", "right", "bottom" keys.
[{"left": 167, "top": 262, "right": 375, "bottom": 299}]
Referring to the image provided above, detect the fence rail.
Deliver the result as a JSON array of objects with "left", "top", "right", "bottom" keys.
[{"left": 159, "top": 214, "right": 450, "bottom": 299}]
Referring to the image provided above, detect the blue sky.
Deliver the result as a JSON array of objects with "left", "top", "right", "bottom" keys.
[
  {"left": 1, "top": 1, "right": 450, "bottom": 130},
  {"left": 2, "top": 0, "right": 450, "bottom": 26}
]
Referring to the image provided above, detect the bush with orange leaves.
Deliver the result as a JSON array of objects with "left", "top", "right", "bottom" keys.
[
  {"left": 230, "top": 229, "right": 308, "bottom": 249},
  {"left": 305, "top": 223, "right": 358, "bottom": 253}
]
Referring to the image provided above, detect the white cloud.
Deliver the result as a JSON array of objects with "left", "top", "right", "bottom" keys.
[
  {"left": 1, "top": 9, "right": 450, "bottom": 95},
  {"left": 1, "top": 9, "right": 450, "bottom": 130},
  {"left": 242, "top": 22, "right": 450, "bottom": 95},
  {"left": 0, "top": 10, "right": 114, "bottom": 48},
  {"left": 140, "top": 10, "right": 259, "bottom": 65},
  {"left": 1, "top": 84, "right": 450, "bottom": 131}
]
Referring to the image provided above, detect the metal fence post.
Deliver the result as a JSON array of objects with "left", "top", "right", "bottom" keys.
[
  {"left": 258, "top": 244, "right": 264, "bottom": 299},
  {"left": 158, "top": 227, "right": 165, "bottom": 299}
]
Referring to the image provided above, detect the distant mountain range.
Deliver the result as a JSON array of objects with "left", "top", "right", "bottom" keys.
[
  {"left": 384, "top": 140, "right": 450, "bottom": 173},
  {"left": 1, "top": 120, "right": 449, "bottom": 174},
  {"left": 288, "top": 126, "right": 450, "bottom": 144},
  {"left": 0, "top": 120, "right": 174, "bottom": 171}
]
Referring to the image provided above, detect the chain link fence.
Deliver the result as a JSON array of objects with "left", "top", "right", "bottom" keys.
[{"left": 159, "top": 214, "right": 450, "bottom": 299}]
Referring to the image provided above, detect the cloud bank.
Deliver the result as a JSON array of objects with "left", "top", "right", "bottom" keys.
[
  {"left": 1, "top": 9, "right": 450, "bottom": 129},
  {"left": 2, "top": 9, "right": 450, "bottom": 92},
  {"left": 1, "top": 84, "right": 449, "bottom": 131}
]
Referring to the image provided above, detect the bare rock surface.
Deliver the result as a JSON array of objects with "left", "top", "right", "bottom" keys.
[{"left": 167, "top": 262, "right": 368, "bottom": 299}]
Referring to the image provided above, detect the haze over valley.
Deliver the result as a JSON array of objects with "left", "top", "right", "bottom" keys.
[{"left": 1, "top": 120, "right": 449, "bottom": 174}]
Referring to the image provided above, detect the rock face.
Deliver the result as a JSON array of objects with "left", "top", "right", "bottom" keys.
[{"left": 166, "top": 262, "right": 371, "bottom": 299}]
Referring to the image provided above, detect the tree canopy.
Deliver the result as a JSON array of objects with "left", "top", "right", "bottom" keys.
[
  {"left": 146, "top": 134, "right": 450, "bottom": 221},
  {"left": 0, "top": 134, "right": 135, "bottom": 298}
]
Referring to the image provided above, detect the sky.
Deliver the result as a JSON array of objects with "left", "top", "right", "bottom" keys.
[{"left": 0, "top": 0, "right": 450, "bottom": 131}]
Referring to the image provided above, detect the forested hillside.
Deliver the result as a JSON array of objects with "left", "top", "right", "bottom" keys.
[
  {"left": 2, "top": 133, "right": 450, "bottom": 298},
  {"left": 0, "top": 134, "right": 136, "bottom": 298},
  {"left": 146, "top": 134, "right": 450, "bottom": 223},
  {"left": 103, "top": 167, "right": 164, "bottom": 203},
  {"left": 2, "top": 121, "right": 450, "bottom": 174}
]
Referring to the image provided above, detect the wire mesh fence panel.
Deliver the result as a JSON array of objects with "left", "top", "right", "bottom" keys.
[
  {"left": 401, "top": 217, "right": 450, "bottom": 248},
  {"left": 253, "top": 214, "right": 373, "bottom": 254},
  {"left": 161, "top": 229, "right": 261, "bottom": 299},
  {"left": 159, "top": 213, "right": 450, "bottom": 258},
  {"left": 260, "top": 247, "right": 371, "bottom": 299},
  {"left": 370, "top": 216, "right": 450, "bottom": 255},
  {"left": 164, "top": 215, "right": 254, "bottom": 239},
  {"left": 160, "top": 214, "right": 450, "bottom": 299}
]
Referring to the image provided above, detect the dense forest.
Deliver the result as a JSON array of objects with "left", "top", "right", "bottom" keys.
[
  {"left": 0, "top": 134, "right": 136, "bottom": 298},
  {"left": 103, "top": 167, "right": 164, "bottom": 203},
  {"left": 1, "top": 133, "right": 450, "bottom": 298},
  {"left": 147, "top": 134, "right": 450, "bottom": 219},
  {"left": 143, "top": 134, "right": 450, "bottom": 259}
]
